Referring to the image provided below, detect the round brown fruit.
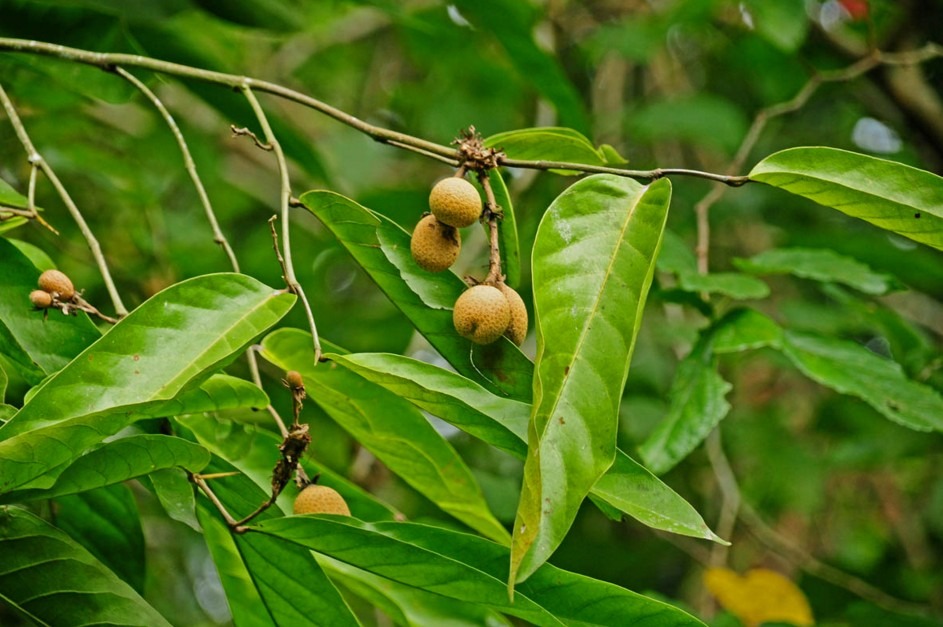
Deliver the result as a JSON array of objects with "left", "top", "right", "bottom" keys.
[
  {"left": 29, "top": 289, "right": 53, "bottom": 309},
  {"left": 429, "top": 177, "right": 482, "bottom": 228},
  {"left": 284, "top": 370, "right": 304, "bottom": 390},
  {"left": 293, "top": 484, "right": 351, "bottom": 516},
  {"left": 411, "top": 214, "right": 461, "bottom": 272},
  {"left": 38, "top": 269, "right": 75, "bottom": 301},
  {"left": 453, "top": 284, "right": 511, "bottom": 345},
  {"left": 498, "top": 283, "right": 528, "bottom": 346}
]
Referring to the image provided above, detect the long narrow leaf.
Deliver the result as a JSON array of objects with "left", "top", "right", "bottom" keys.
[
  {"left": 0, "top": 505, "right": 172, "bottom": 626},
  {"left": 0, "top": 274, "right": 293, "bottom": 494},
  {"left": 512, "top": 175, "right": 671, "bottom": 585},
  {"left": 252, "top": 516, "right": 705, "bottom": 627},
  {"left": 749, "top": 147, "right": 943, "bottom": 251}
]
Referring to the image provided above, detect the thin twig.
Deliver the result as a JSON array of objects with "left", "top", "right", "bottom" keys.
[
  {"left": 241, "top": 84, "right": 322, "bottom": 363},
  {"left": 478, "top": 173, "right": 504, "bottom": 285},
  {"left": 114, "top": 66, "right": 240, "bottom": 272},
  {"left": 191, "top": 473, "right": 241, "bottom": 529},
  {"left": 246, "top": 344, "right": 290, "bottom": 438},
  {"left": 0, "top": 81, "right": 127, "bottom": 316}
]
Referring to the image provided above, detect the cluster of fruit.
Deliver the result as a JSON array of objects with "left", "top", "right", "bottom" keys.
[
  {"left": 410, "top": 175, "right": 528, "bottom": 346},
  {"left": 29, "top": 269, "right": 76, "bottom": 311}
]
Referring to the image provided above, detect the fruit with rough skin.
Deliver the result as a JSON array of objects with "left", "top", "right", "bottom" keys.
[
  {"left": 38, "top": 269, "right": 75, "bottom": 301},
  {"left": 293, "top": 484, "right": 351, "bottom": 516},
  {"left": 284, "top": 370, "right": 304, "bottom": 390},
  {"left": 411, "top": 214, "right": 461, "bottom": 272},
  {"left": 453, "top": 284, "right": 511, "bottom": 345},
  {"left": 429, "top": 177, "right": 482, "bottom": 228},
  {"left": 29, "top": 290, "right": 53, "bottom": 309},
  {"left": 498, "top": 283, "right": 528, "bottom": 346}
]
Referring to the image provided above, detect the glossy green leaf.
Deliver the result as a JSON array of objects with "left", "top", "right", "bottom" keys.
[
  {"left": 322, "top": 555, "right": 514, "bottom": 627},
  {"left": 3, "top": 434, "right": 210, "bottom": 503},
  {"left": 0, "top": 237, "right": 101, "bottom": 383},
  {"left": 677, "top": 272, "right": 770, "bottom": 300},
  {"left": 329, "top": 351, "right": 720, "bottom": 544},
  {"left": 0, "top": 505, "right": 171, "bottom": 626},
  {"left": 488, "top": 168, "right": 522, "bottom": 288},
  {"left": 260, "top": 329, "right": 510, "bottom": 544},
  {"left": 299, "top": 189, "right": 532, "bottom": 401},
  {"left": 712, "top": 308, "right": 784, "bottom": 354},
  {"left": 329, "top": 351, "right": 529, "bottom": 458},
  {"left": 781, "top": 331, "right": 943, "bottom": 432},
  {"left": 484, "top": 127, "right": 611, "bottom": 172},
  {"left": 639, "top": 338, "right": 733, "bottom": 475},
  {"left": 197, "top": 504, "right": 275, "bottom": 627},
  {"left": 200, "top": 459, "right": 361, "bottom": 627},
  {"left": 0, "top": 273, "right": 294, "bottom": 494},
  {"left": 749, "top": 147, "right": 943, "bottom": 251},
  {"left": 734, "top": 247, "right": 902, "bottom": 295},
  {"left": 512, "top": 175, "right": 671, "bottom": 584},
  {"left": 252, "top": 516, "right": 706, "bottom": 627},
  {"left": 0, "top": 177, "right": 29, "bottom": 208},
  {"left": 55, "top": 485, "right": 146, "bottom": 594}
]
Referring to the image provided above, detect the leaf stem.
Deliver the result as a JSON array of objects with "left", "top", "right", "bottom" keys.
[
  {"left": 241, "top": 85, "right": 322, "bottom": 363},
  {"left": 0, "top": 82, "right": 127, "bottom": 316}
]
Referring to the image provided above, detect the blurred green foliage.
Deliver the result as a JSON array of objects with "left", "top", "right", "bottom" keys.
[{"left": 1, "top": 0, "right": 941, "bottom": 624}]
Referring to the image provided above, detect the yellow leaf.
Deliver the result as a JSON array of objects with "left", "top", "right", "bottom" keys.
[{"left": 704, "top": 567, "right": 814, "bottom": 627}]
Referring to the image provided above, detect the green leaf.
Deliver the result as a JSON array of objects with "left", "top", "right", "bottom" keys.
[
  {"left": 512, "top": 175, "right": 671, "bottom": 584},
  {"left": 252, "top": 516, "right": 706, "bottom": 627},
  {"left": 329, "top": 352, "right": 529, "bottom": 458},
  {"left": 488, "top": 168, "right": 522, "bottom": 288},
  {"left": 329, "top": 351, "right": 721, "bottom": 544},
  {"left": 484, "top": 127, "right": 609, "bottom": 173},
  {"left": 749, "top": 147, "right": 943, "bottom": 251},
  {"left": 0, "top": 505, "right": 172, "bottom": 626},
  {"left": 712, "top": 308, "right": 784, "bottom": 354},
  {"left": 200, "top": 458, "right": 361, "bottom": 627},
  {"left": 149, "top": 467, "right": 201, "bottom": 532},
  {"left": 734, "top": 247, "right": 902, "bottom": 295},
  {"left": 3, "top": 434, "right": 210, "bottom": 503},
  {"left": 299, "top": 190, "right": 532, "bottom": 401},
  {"left": 55, "top": 485, "right": 146, "bottom": 594},
  {"left": 197, "top": 504, "right": 276, "bottom": 627},
  {"left": 260, "top": 330, "right": 510, "bottom": 544},
  {"left": 322, "top": 555, "right": 514, "bottom": 627},
  {"left": 0, "top": 177, "right": 30, "bottom": 209},
  {"left": 741, "top": 0, "right": 809, "bottom": 52},
  {"left": 677, "top": 272, "right": 770, "bottom": 300},
  {"left": 781, "top": 331, "right": 943, "bottom": 432},
  {"left": 639, "top": 338, "right": 733, "bottom": 475},
  {"left": 0, "top": 274, "right": 294, "bottom": 494},
  {"left": 0, "top": 237, "right": 101, "bottom": 383}
]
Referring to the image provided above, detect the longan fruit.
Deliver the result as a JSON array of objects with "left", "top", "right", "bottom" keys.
[
  {"left": 429, "top": 177, "right": 482, "bottom": 228},
  {"left": 498, "top": 283, "right": 528, "bottom": 346},
  {"left": 453, "top": 284, "right": 511, "bottom": 345},
  {"left": 293, "top": 484, "right": 351, "bottom": 516},
  {"left": 38, "top": 269, "right": 75, "bottom": 301},
  {"left": 411, "top": 214, "right": 461, "bottom": 272},
  {"left": 29, "top": 289, "right": 53, "bottom": 309}
]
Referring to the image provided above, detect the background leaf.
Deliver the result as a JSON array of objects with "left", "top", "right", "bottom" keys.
[
  {"left": 749, "top": 147, "right": 943, "bottom": 251},
  {"left": 484, "top": 127, "right": 611, "bottom": 171},
  {"left": 780, "top": 331, "right": 943, "bottom": 432},
  {"left": 0, "top": 505, "right": 172, "bottom": 626},
  {"left": 734, "top": 247, "right": 902, "bottom": 295},
  {"left": 512, "top": 175, "right": 671, "bottom": 584},
  {"left": 639, "top": 337, "right": 733, "bottom": 475},
  {"left": 677, "top": 272, "right": 770, "bottom": 300}
]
